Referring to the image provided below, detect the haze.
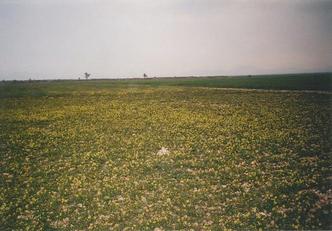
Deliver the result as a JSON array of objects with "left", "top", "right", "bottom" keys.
[{"left": 0, "top": 0, "right": 331, "bottom": 80}]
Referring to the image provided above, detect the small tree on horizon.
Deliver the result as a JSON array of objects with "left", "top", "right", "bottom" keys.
[{"left": 84, "top": 72, "right": 91, "bottom": 80}]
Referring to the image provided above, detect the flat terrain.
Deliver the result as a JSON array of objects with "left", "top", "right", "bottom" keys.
[{"left": 0, "top": 74, "right": 331, "bottom": 230}]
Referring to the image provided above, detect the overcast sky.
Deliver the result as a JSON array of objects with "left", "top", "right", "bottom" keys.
[{"left": 0, "top": 0, "right": 331, "bottom": 80}]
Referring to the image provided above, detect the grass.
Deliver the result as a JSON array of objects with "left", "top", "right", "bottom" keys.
[
  {"left": 117, "top": 73, "right": 332, "bottom": 90},
  {"left": 0, "top": 73, "right": 331, "bottom": 99},
  {"left": 0, "top": 73, "right": 331, "bottom": 230}
]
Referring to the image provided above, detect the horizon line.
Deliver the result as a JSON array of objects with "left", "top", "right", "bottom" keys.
[{"left": 1, "top": 71, "right": 331, "bottom": 82}]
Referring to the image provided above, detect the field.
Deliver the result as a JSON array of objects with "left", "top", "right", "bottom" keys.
[{"left": 0, "top": 74, "right": 331, "bottom": 230}]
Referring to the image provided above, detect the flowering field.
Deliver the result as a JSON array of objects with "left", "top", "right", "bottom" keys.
[{"left": 0, "top": 81, "right": 331, "bottom": 230}]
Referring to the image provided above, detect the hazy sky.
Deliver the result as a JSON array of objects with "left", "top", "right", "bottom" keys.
[{"left": 0, "top": 0, "right": 331, "bottom": 80}]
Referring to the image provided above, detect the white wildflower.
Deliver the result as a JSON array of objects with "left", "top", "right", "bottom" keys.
[{"left": 157, "top": 147, "right": 169, "bottom": 156}]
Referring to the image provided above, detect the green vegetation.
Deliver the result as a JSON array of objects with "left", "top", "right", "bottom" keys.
[
  {"left": 123, "top": 73, "right": 332, "bottom": 90},
  {"left": 0, "top": 73, "right": 331, "bottom": 99},
  {"left": 0, "top": 74, "right": 331, "bottom": 230}
]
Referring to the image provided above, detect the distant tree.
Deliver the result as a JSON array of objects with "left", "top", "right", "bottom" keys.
[
  {"left": 84, "top": 72, "right": 91, "bottom": 80},
  {"left": 143, "top": 73, "right": 147, "bottom": 78}
]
